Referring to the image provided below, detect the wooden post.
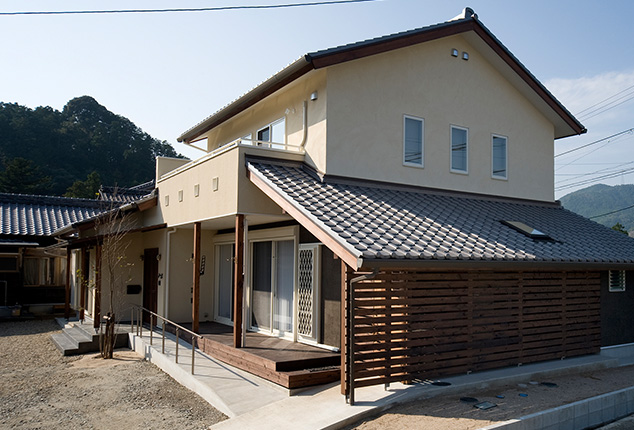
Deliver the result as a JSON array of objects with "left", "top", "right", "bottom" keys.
[
  {"left": 192, "top": 222, "right": 201, "bottom": 334},
  {"left": 64, "top": 248, "right": 71, "bottom": 319},
  {"left": 233, "top": 214, "right": 245, "bottom": 348},
  {"left": 340, "top": 260, "right": 349, "bottom": 396},
  {"left": 80, "top": 247, "right": 88, "bottom": 321},
  {"left": 94, "top": 244, "right": 102, "bottom": 329}
]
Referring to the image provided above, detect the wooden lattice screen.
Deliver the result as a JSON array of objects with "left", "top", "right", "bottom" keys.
[{"left": 344, "top": 270, "right": 601, "bottom": 401}]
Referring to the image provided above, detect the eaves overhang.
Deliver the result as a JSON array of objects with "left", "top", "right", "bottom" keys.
[
  {"left": 246, "top": 160, "right": 363, "bottom": 269},
  {"left": 179, "top": 14, "right": 585, "bottom": 144},
  {"left": 177, "top": 57, "right": 314, "bottom": 144}
]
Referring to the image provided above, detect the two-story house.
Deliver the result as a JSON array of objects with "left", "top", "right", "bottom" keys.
[{"left": 57, "top": 8, "right": 634, "bottom": 400}]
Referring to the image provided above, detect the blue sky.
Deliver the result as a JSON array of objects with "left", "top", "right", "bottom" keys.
[{"left": 1, "top": 0, "right": 633, "bottom": 198}]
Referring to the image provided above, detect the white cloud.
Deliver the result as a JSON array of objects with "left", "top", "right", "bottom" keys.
[{"left": 546, "top": 70, "right": 634, "bottom": 124}]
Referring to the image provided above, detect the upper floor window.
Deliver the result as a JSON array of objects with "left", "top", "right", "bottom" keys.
[
  {"left": 492, "top": 134, "right": 508, "bottom": 179},
  {"left": 450, "top": 125, "right": 468, "bottom": 173},
  {"left": 257, "top": 118, "right": 286, "bottom": 150},
  {"left": 403, "top": 115, "right": 424, "bottom": 167}
]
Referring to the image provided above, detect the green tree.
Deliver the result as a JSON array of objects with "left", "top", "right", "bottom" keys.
[
  {"left": 64, "top": 171, "right": 101, "bottom": 199},
  {"left": 611, "top": 222, "right": 629, "bottom": 235},
  {"left": 0, "top": 96, "right": 184, "bottom": 195},
  {"left": 0, "top": 157, "right": 51, "bottom": 194}
]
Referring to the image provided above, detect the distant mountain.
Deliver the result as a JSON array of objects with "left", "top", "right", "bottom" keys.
[
  {"left": 0, "top": 96, "right": 184, "bottom": 196},
  {"left": 559, "top": 184, "right": 634, "bottom": 232}
]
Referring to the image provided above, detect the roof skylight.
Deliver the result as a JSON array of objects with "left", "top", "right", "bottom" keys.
[{"left": 501, "top": 220, "right": 553, "bottom": 240}]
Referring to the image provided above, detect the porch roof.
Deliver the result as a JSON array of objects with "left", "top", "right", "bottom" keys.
[{"left": 246, "top": 158, "right": 634, "bottom": 270}]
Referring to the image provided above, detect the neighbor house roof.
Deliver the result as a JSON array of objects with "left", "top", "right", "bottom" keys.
[
  {"left": 0, "top": 193, "right": 103, "bottom": 238},
  {"left": 98, "top": 180, "right": 155, "bottom": 203},
  {"left": 247, "top": 158, "right": 634, "bottom": 270},
  {"left": 178, "top": 9, "right": 585, "bottom": 144}
]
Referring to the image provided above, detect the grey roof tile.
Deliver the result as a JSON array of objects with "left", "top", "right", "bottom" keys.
[
  {"left": 0, "top": 193, "right": 104, "bottom": 237},
  {"left": 248, "top": 159, "right": 634, "bottom": 265}
]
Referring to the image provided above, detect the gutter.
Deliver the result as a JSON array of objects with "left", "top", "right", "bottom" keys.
[
  {"left": 178, "top": 57, "right": 314, "bottom": 144},
  {"left": 359, "top": 258, "right": 634, "bottom": 271}
]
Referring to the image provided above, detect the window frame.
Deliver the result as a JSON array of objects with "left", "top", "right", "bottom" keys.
[
  {"left": 402, "top": 115, "right": 424, "bottom": 168},
  {"left": 257, "top": 118, "right": 286, "bottom": 150},
  {"left": 491, "top": 134, "right": 508, "bottom": 180},
  {"left": 609, "top": 270, "right": 626, "bottom": 292},
  {"left": 450, "top": 125, "right": 469, "bottom": 174}
]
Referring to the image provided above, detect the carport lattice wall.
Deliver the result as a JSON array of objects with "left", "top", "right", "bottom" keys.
[{"left": 346, "top": 270, "right": 601, "bottom": 391}]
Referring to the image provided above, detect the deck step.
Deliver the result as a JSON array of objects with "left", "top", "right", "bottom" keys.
[{"left": 199, "top": 337, "right": 340, "bottom": 389}]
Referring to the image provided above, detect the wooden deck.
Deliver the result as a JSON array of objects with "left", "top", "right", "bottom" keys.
[{"left": 175, "top": 322, "right": 341, "bottom": 389}]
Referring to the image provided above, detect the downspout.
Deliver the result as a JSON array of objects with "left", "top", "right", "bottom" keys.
[
  {"left": 164, "top": 228, "right": 177, "bottom": 318},
  {"left": 347, "top": 268, "right": 379, "bottom": 406},
  {"left": 299, "top": 100, "right": 308, "bottom": 150}
]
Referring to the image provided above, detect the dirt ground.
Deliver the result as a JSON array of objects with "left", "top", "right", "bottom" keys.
[
  {"left": 0, "top": 319, "right": 227, "bottom": 430},
  {"left": 348, "top": 363, "right": 634, "bottom": 430}
]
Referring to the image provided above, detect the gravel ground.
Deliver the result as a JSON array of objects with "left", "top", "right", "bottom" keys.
[
  {"left": 347, "top": 364, "right": 634, "bottom": 430},
  {"left": 0, "top": 319, "right": 227, "bottom": 430}
]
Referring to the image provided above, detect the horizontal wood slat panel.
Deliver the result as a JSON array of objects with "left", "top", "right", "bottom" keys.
[{"left": 349, "top": 270, "right": 602, "bottom": 391}]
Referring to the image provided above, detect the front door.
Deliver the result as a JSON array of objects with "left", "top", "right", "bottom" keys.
[
  {"left": 143, "top": 248, "right": 159, "bottom": 323},
  {"left": 215, "top": 243, "right": 234, "bottom": 325}
]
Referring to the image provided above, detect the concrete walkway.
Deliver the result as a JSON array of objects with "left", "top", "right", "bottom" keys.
[{"left": 128, "top": 325, "right": 634, "bottom": 430}]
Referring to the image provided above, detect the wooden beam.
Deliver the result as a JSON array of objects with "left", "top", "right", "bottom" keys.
[
  {"left": 64, "top": 248, "right": 71, "bottom": 319},
  {"left": 233, "top": 214, "right": 245, "bottom": 348},
  {"left": 94, "top": 244, "right": 102, "bottom": 329},
  {"left": 192, "top": 222, "right": 201, "bottom": 333}
]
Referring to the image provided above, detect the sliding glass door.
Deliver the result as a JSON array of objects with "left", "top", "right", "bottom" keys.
[{"left": 251, "top": 239, "right": 295, "bottom": 337}]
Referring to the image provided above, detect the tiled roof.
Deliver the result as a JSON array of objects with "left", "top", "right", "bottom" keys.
[
  {"left": 98, "top": 180, "right": 155, "bottom": 203},
  {"left": 0, "top": 193, "right": 103, "bottom": 237},
  {"left": 247, "top": 159, "right": 634, "bottom": 268}
]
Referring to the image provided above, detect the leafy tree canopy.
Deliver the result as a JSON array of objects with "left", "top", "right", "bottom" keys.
[
  {"left": 64, "top": 171, "right": 101, "bottom": 199},
  {"left": 0, "top": 157, "right": 51, "bottom": 194},
  {"left": 611, "top": 222, "right": 629, "bottom": 235},
  {"left": 0, "top": 96, "right": 184, "bottom": 195}
]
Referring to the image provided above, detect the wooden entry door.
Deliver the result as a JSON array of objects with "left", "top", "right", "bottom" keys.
[{"left": 143, "top": 248, "right": 159, "bottom": 323}]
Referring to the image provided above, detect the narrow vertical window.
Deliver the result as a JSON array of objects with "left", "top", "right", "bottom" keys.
[
  {"left": 403, "top": 115, "right": 424, "bottom": 167},
  {"left": 492, "top": 134, "right": 508, "bottom": 179},
  {"left": 451, "top": 125, "right": 468, "bottom": 173},
  {"left": 609, "top": 270, "right": 626, "bottom": 292}
]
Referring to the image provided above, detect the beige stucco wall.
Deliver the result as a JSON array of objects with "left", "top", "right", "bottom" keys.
[
  {"left": 165, "top": 228, "right": 215, "bottom": 323},
  {"left": 156, "top": 146, "right": 303, "bottom": 227},
  {"left": 324, "top": 34, "right": 555, "bottom": 202},
  {"left": 200, "top": 69, "right": 328, "bottom": 173}
]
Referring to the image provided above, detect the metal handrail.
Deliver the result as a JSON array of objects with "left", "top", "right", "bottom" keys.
[{"left": 130, "top": 305, "right": 203, "bottom": 374}]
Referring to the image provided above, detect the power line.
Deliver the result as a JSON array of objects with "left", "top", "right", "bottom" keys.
[
  {"left": 0, "top": 0, "right": 379, "bottom": 16},
  {"left": 554, "top": 128, "right": 634, "bottom": 158},
  {"left": 589, "top": 203, "right": 634, "bottom": 220},
  {"left": 555, "top": 166, "right": 634, "bottom": 192},
  {"left": 575, "top": 82, "right": 634, "bottom": 118},
  {"left": 555, "top": 161, "right": 634, "bottom": 183}
]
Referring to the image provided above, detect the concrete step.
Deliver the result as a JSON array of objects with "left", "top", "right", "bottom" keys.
[
  {"left": 66, "top": 325, "right": 99, "bottom": 354},
  {"left": 51, "top": 332, "right": 79, "bottom": 356}
]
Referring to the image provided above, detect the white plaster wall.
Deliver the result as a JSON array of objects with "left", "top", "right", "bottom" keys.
[{"left": 325, "top": 34, "right": 555, "bottom": 202}]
